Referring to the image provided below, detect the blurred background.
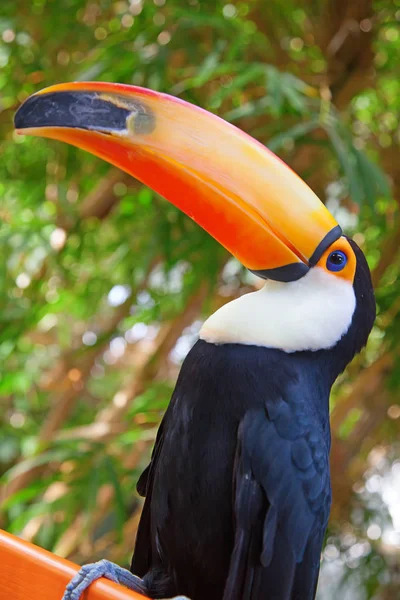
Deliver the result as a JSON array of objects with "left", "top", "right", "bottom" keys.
[{"left": 0, "top": 1, "right": 399, "bottom": 598}]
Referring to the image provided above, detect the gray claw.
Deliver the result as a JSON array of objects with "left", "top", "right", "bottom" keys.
[{"left": 62, "top": 559, "right": 146, "bottom": 600}]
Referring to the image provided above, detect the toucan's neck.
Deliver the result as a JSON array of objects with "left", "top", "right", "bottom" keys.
[
  {"left": 289, "top": 351, "right": 333, "bottom": 429},
  {"left": 291, "top": 345, "right": 347, "bottom": 393}
]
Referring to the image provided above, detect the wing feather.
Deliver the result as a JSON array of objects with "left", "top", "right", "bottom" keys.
[{"left": 223, "top": 389, "right": 331, "bottom": 600}]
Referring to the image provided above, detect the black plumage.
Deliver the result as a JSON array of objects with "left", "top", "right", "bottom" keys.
[
  {"left": 130, "top": 239, "right": 375, "bottom": 600},
  {"left": 132, "top": 340, "right": 332, "bottom": 599}
]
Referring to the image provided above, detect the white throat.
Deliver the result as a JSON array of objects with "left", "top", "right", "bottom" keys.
[{"left": 200, "top": 267, "right": 356, "bottom": 353}]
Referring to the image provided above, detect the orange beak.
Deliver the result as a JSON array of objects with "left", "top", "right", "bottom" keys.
[{"left": 15, "top": 82, "right": 341, "bottom": 281}]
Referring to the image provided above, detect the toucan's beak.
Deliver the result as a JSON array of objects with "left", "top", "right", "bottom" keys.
[{"left": 15, "top": 82, "right": 341, "bottom": 281}]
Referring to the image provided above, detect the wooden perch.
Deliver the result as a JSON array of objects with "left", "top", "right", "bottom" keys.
[{"left": 0, "top": 529, "right": 147, "bottom": 600}]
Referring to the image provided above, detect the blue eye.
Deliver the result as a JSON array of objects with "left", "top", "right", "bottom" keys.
[{"left": 326, "top": 250, "right": 347, "bottom": 272}]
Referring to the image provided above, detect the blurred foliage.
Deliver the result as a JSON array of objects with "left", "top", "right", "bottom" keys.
[{"left": 0, "top": 1, "right": 400, "bottom": 599}]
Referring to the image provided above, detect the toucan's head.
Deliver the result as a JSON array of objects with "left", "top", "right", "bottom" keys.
[{"left": 15, "top": 82, "right": 375, "bottom": 368}]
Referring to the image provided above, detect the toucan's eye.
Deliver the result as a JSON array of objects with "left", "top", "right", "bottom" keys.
[{"left": 326, "top": 250, "right": 347, "bottom": 272}]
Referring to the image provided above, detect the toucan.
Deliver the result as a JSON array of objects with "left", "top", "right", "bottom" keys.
[{"left": 15, "top": 82, "right": 375, "bottom": 600}]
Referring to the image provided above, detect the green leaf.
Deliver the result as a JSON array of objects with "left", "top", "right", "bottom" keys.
[
  {"left": 353, "top": 148, "right": 391, "bottom": 206},
  {"left": 324, "top": 124, "right": 364, "bottom": 205},
  {"left": 192, "top": 40, "right": 226, "bottom": 88},
  {"left": 267, "top": 119, "right": 320, "bottom": 153}
]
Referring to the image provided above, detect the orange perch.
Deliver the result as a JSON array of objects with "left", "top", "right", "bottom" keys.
[{"left": 0, "top": 529, "right": 148, "bottom": 600}]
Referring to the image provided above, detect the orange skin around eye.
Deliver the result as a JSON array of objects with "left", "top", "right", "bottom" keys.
[{"left": 316, "top": 237, "right": 357, "bottom": 283}]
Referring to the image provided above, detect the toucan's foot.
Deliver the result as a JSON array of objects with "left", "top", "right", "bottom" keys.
[{"left": 62, "top": 559, "right": 147, "bottom": 600}]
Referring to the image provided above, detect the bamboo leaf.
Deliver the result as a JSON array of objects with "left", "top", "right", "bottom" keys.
[{"left": 267, "top": 119, "right": 320, "bottom": 153}]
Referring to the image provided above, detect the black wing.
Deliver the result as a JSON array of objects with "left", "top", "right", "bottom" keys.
[{"left": 223, "top": 390, "right": 331, "bottom": 600}]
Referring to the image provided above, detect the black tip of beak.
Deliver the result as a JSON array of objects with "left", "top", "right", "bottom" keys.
[
  {"left": 14, "top": 90, "right": 156, "bottom": 135},
  {"left": 14, "top": 91, "right": 132, "bottom": 132}
]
